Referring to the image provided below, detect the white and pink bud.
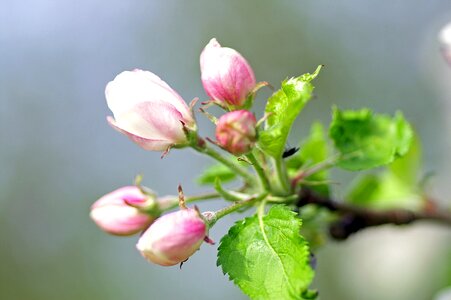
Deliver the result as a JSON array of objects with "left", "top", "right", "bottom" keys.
[
  {"left": 216, "top": 110, "right": 257, "bottom": 155},
  {"left": 136, "top": 208, "right": 209, "bottom": 266},
  {"left": 106, "top": 69, "right": 196, "bottom": 151},
  {"left": 200, "top": 38, "right": 256, "bottom": 108},
  {"left": 90, "top": 186, "right": 156, "bottom": 236}
]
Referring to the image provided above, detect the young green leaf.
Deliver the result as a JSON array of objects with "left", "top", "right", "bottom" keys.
[
  {"left": 196, "top": 163, "right": 237, "bottom": 185},
  {"left": 345, "top": 133, "right": 423, "bottom": 210},
  {"left": 258, "top": 66, "right": 322, "bottom": 158},
  {"left": 217, "top": 205, "right": 314, "bottom": 300},
  {"left": 346, "top": 172, "right": 422, "bottom": 210},
  {"left": 286, "top": 122, "right": 330, "bottom": 196},
  {"left": 329, "top": 108, "right": 413, "bottom": 171},
  {"left": 389, "top": 132, "right": 421, "bottom": 187}
]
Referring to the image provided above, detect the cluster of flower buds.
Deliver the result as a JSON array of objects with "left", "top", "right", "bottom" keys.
[
  {"left": 93, "top": 38, "right": 260, "bottom": 266},
  {"left": 91, "top": 185, "right": 213, "bottom": 266},
  {"left": 105, "top": 38, "right": 258, "bottom": 157}
]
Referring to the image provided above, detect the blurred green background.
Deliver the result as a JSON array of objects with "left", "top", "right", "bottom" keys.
[{"left": 1, "top": 1, "right": 451, "bottom": 299}]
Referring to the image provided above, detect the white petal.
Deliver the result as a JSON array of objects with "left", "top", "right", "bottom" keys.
[{"left": 105, "top": 70, "right": 193, "bottom": 124}]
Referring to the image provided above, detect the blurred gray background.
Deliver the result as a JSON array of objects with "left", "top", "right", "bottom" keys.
[{"left": 1, "top": 1, "right": 451, "bottom": 299}]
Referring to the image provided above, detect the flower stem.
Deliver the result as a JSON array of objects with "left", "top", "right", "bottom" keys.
[
  {"left": 208, "top": 192, "right": 268, "bottom": 227},
  {"left": 291, "top": 156, "right": 339, "bottom": 188},
  {"left": 272, "top": 157, "right": 290, "bottom": 195},
  {"left": 266, "top": 194, "right": 298, "bottom": 204},
  {"left": 245, "top": 152, "right": 271, "bottom": 191},
  {"left": 186, "top": 192, "right": 219, "bottom": 204},
  {"left": 160, "top": 192, "right": 220, "bottom": 211}
]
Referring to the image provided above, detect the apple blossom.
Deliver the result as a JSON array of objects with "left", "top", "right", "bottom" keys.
[
  {"left": 106, "top": 69, "right": 196, "bottom": 151},
  {"left": 216, "top": 110, "right": 257, "bottom": 155},
  {"left": 200, "top": 38, "right": 256, "bottom": 108},
  {"left": 90, "top": 186, "right": 156, "bottom": 236},
  {"left": 136, "top": 208, "right": 209, "bottom": 266}
]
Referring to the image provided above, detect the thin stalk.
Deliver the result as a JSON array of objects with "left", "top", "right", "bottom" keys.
[
  {"left": 266, "top": 194, "right": 298, "bottom": 204},
  {"left": 214, "top": 179, "right": 251, "bottom": 202},
  {"left": 160, "top": 192, "right": 220, "bottom": 211},
  {"left": 208, "top": 192, "right": 268, "bottom": 227},
  {"left": 291, "top": 156, "right": 339, "bottom": 188},
  {"left": 245, "top": 152, "right": 271, "bottom": 191},
  {"left": 272, "top": 157, "right": 290, "bottom": 195},
  {"left": 186, "top": 192, "right": 219, "bottom": 204}
]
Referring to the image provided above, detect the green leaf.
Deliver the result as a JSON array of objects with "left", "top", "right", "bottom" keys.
[
  {"left": 389, "top": 132, "right": 421, "bottom": 187},
  {"left": 286, "top": 122, "right": 330, "bottom": 196},
  {"left": 298, "top": 205, "right": 332, "bottom": 250},
  {"left": 196, "top": 163, "right": 237, "bottom": 185},
  {"left": 346, "top": 132, "right": 423, "bottom": 210},
  {"left": 217, "top": 205, "right": 314, "bottom": 300},
  {"left": 346, "top": 171, "right": 423, "bottom": 210},
  {"left": 301, "top": 289, "right": 319, "bottom": 299},
  {"left": 258, "top": 66, "right": 322, "bottom": 158},
  {"left": 329, "top": 108, "right": 413, "bottom": 171}
]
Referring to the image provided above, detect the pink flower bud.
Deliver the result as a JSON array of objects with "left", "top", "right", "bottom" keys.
[
  {"left": 136, "top": 208, "right": 208, "bottom": 266},
  {"left": 216, "top": 110, "right": 257, "bottom": 155},
  {"left": 200, "top": 38, "right": 256, "bottom": 108},
  {"left": 106, "top": 69, "right": 196, "bottom": 151},
  {"left": 90, "top": 186, "right": 155, "bottom": 236}
]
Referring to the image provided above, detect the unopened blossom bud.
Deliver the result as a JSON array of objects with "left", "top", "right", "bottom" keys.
[
  {"left": 90, "top": 186, "right": 155, "bottom": 236},
  {"left": 136, "top": 208, "right": 208, "bottom": 266},
  {"left": 106, "top": 69, "right": 196, "bottom": 151},
  {"left": 439, "top": 22, "right": 451, "bottom": 66},
  {"left": 216, "top": 110, "right": 257, "bottom": 155},
  {"left": 200, "top": 38, "right": 256, "bottom": 108}
]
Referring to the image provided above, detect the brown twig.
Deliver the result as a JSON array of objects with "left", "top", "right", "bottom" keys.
[{"left": 297, "top": 189, "right": 451, "bottom": 240}]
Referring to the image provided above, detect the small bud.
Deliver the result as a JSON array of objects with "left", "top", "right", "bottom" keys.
[
  {"left": 200, "top": 38, "right": 256, "bottom": 108},
  {"left": 106, "top": 69, "right": 196, "bottom": 151},
  {"left": 136, "top": 208, "right": 208, "bottom": 266},
  {"left": 216, "top": 110, "right": 257, "bottom": 155},
  {"left": 90, "top": 186, "right": 156, "bottom": 236}
]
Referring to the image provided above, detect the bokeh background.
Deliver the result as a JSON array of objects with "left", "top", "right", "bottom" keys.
[{"left": 1, "top": 1, "right": 451, "bottom": 299}]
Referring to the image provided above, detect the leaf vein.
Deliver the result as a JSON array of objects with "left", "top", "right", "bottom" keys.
[{"left": 257, "top": 202, "right": 296, "bottom": 296}]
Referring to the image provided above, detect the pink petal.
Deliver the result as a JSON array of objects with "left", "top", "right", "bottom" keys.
[{"left": 108, "top": 116, "right": 173, "bottom": 151}]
